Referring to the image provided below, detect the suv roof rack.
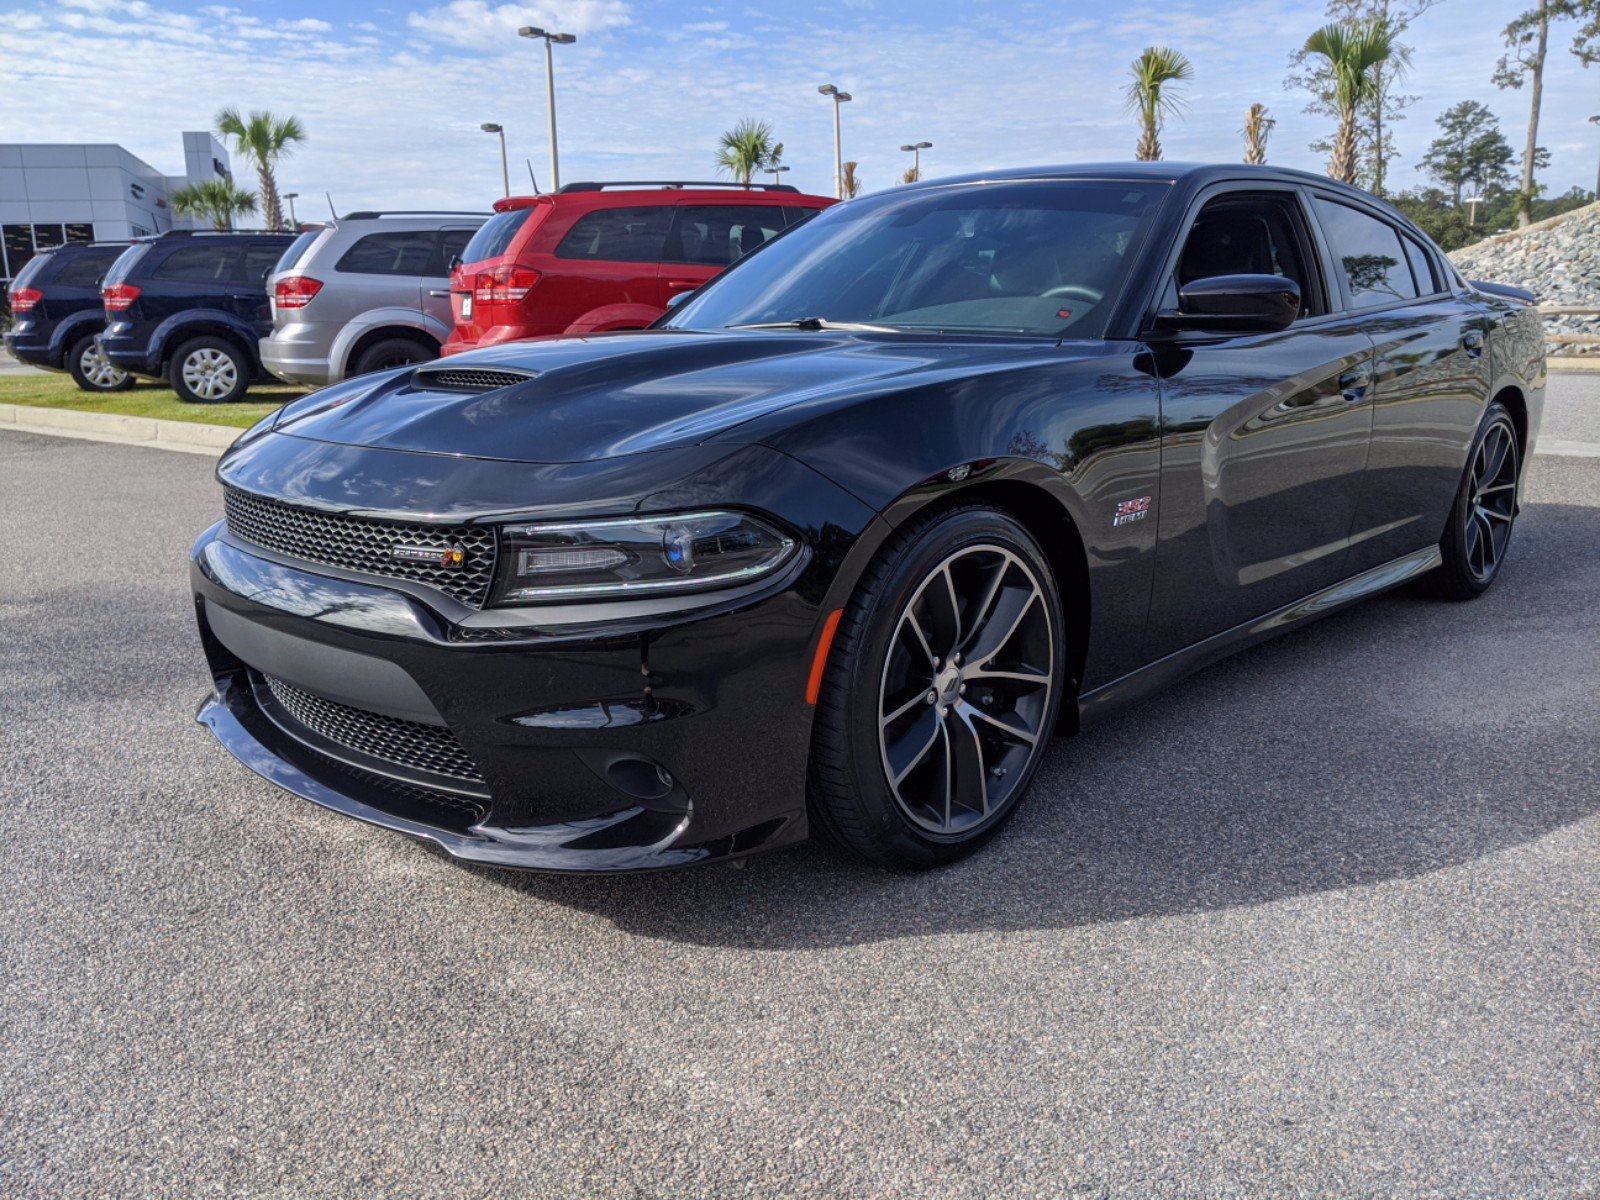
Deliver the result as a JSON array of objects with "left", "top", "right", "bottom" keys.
[
  {"left": 140, "top": 229, "right": 285, "bottom": 240},
  {"left": 340, "top": 210, "right": 490, "bottom": 220},
  {"left": 555, "top": 180, "right": 800, "bottom": 194}
]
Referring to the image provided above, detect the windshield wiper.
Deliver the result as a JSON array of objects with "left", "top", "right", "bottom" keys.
[{"left": 730, "top": 316, "right": 901, "bottom": 332}]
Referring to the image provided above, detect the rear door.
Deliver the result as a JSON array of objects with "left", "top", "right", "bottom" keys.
[
  {"left": 661, "top": 201, "right": 791, "bottom": 302},
  {"left": 1311, "top": 195, "right": 1495, "bottom": 574},
  {"left": 540, "top": 201, "right": 674, "bottom": 326},
  {"left": 1143, "top": 185, "right": 1377, "bottom": 658},
  {"left": 232, "top": 240, "right": 287, "bottom": 333},
  {"left": 424, "top": 226, "right": 478, "bottom": 327}
]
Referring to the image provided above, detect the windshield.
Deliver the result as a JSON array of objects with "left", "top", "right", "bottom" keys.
[
  {"left": 665, "top": 180, "right": 1162, "bottom": 339},
  {"left": 460, "top": 207, "right": 535, "bottom": 265}
]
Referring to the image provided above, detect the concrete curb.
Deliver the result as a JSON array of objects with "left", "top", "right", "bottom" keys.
[
  {"left": 0, "top": 403, "right": 240, "bottom": 457},
  {"left": 1547, "top": 358, "right": 1600, "bottom": 373}
]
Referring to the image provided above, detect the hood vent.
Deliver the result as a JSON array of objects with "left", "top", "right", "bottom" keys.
[{"left": 413, "top": 366, "right": 538, "bottom": 393}]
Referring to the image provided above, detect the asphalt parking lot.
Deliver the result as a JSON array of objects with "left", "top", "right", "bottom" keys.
[{"left": 2, "top": 376, "right": 1597, "bottom": 1199}]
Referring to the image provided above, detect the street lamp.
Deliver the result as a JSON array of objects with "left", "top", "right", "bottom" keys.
[
  {"left": 899, "top": 141, "right": 931, "bottom": 182},
  {"left": 818, "top": 84, "right": 852, "bottom": 199},
  {"left": 519, "top": 26, "right": 577, "bottom": 191},
  {"left": 481, "top": 123, "right": 509, "bottom": 199},
  {"left": 1463, "top": 195, "right": 1484, "bottom": 226},
  {"left": 768, "top": 164, "right": 791, "bottom": 186},
  {"left": 283, "top": 192, "right": 299, "bottom": 227}
]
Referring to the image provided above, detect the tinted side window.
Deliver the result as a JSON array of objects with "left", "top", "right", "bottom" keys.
[
  {"left": 1313, "top": 198, "right": 1417, "bottom": 309},
  {"left": 438, "top": 229, "right": 475, "bottom": 273},
  {"left": 461, "top": 208, "right": 532, "bottom": 264},
  {"left": 336, "top": 230, "right": 437, "bottom": 276},
  {"left": 555, "top": 206, "right": 673, "bottom": 263},
  {"left": 54, "top": 249, "right": 123, "bottom": 287},
  {"left": 238, "top": 243, "right": 286, "bottom": 285},
  {"left": 782, "top": 206, "right": 823, "bottom": 229},
  {"left": 153, "top": 244, "right": 237, "bottom": 284},
  {"left": 1402, "top": 235, "right": 1439, "bottom": 295},
  {"left": 666, "top": 205, "right": 789, "bottom": 266}
]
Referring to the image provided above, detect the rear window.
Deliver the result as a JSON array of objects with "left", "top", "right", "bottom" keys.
[
  {"left": 336, "top": 230, "right": 439, "bottom": 276},
  {"left": 153, "top": 244, "right": 237, "bottom": 284},
  {"left": 665, "top": 205, "right": 789, "bottom": 266},
  {"left": 8, "top": 251, "right": 53, "bottom": 292},
  {"left": 102, "top": 244, "right": 150, "bottom": 287},
  {"left": 275, "top": 228, "right": 324, "bottom": 275},
  {"left": 555, "top": 205, "right": 673, "bottom": 263},
  {"left": 53, "top": 248, "right": 125, "bottom": 287},
  {"left": 1401, "top": 235, "right": 1439, "bottom": 295},
  {"left": 460, "top": 209, "right": 534, "bottom": 265}
]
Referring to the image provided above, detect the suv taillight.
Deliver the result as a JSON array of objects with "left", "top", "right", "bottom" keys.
[
  {"left": 473, "top": 265, "right": 540, "bottom": 303},
  {"left": 10, "top": 287, "right": 42, "bottom": 313},
  {"left": 103, "top": 283, "right": 141, "bottom": 311},
  {"left": 274, "top": 275, "right": 323, "bottom": 309}
]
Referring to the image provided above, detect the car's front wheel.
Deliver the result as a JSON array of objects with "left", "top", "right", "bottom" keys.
[
  {"left": 170, "top": 336, "right": 249, "bottom": 404},
  {"left": 1430, "top": 400, "right": 1520, "bottom": 599},
  {"left": 809, "top": 505, "right": 1066, "bottom": 869},
  {"left": 67, "top": 333, "right": 133, "bottom": 393}
]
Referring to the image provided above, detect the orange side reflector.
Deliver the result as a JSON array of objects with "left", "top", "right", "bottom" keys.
[{"left": 805, "top": 608, "right": 845, "bottom": 705}]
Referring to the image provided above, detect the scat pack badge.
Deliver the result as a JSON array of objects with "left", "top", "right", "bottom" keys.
[{"left": 1112, "top": 495, "right": 1152, "bottom": 527}]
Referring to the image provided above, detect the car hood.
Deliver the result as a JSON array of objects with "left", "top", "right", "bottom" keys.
[{"left": 270, "top": 329, "right": 1093, "bottom": 464}]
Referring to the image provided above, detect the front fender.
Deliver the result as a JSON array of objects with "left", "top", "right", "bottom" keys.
[
  {"left": 563, "top": 303, "right": 663, "bottom": 335},
  {"left": 329, "top": 307, "right": 450, "bottom": 377}
]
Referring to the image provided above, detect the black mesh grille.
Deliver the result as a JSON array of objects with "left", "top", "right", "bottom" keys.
[
  {"left": 223, "top": 487, "right": 497, "bottom": 608},
  {"left": 261, "top": 674, "right": 485, "bottom": 785},
  {"left": 413, "top": 367, "right": 535, "bottom": 393}
]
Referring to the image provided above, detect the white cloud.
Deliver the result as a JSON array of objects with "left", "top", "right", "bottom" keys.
[{"left": 406, "top": 0, "right": 631, "bottom": 48}]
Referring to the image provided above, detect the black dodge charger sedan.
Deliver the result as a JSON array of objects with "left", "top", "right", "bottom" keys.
[{"left": 191, "top": 163, "right": 1544, "bottom": 872}]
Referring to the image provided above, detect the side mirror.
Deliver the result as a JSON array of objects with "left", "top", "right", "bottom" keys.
[
  {"left": 1152, "top": 274, "right": 1300, "bottom": 336},
  {"left": 664, "top": 289, "right": 694, "bottom": 310}
]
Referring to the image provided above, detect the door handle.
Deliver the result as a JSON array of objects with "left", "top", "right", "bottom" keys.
[
  {"left": 1462, "top": 330, "right": 1485, "bottom": 358},
  {"left": 1338, "top": 366, "right": 1372, "bottom": 402},
  {"left": 428, "top": 289, "right": 451, "bottom": 298},
  {"left": 665, "top": 280, "right": 698, "bottom": 293}
]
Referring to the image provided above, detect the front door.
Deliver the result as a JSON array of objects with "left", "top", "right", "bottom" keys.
[{"left": 1143, "top": 188, "right": 1376, "bottom": 659}]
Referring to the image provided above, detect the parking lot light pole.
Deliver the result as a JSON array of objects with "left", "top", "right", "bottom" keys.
[
  {"left": 899, "top": 141, "right": 931, "bottom": 182},
  {"left": 480, "top": 123, "right": 509, "bottom": 198},
  {"left": 283, "top": 192, "right": 299, "bottom": 227},
  {"left": 768, "top": 164, "right": 791, "bottom": 186},
  {"left": 817, "top": 84, "right": 852, "bottom": 199},
  {"left": 519, "top": 26, "right": 576, "bottom": 192},
  {"left": 1590, "top": 116, "right": 1600, "bottom": 199}
]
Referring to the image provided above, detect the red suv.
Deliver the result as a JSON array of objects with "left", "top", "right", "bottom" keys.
[{"left": 443, "top": 181, "right": 833, "bottom": 354}]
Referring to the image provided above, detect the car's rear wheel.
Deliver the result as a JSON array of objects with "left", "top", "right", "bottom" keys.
[
  {"left": 352, "top": 337, "right": 436, "bottom": 377},
  {"left": 1430, "top": 400, "right": 1520, "bottom": 600},
  {"left": 809, "top": 505, "right": 1066, "bottom": 869},
  {"left": 67, "top": 333, "right": 133, "bottom": 393},
  {"left": 170, "top": 336, "right": 249, "bottom": 404}
]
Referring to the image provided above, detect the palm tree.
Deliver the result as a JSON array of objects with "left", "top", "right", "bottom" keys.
[
  {"left": 1302, "top": 20, "right": 1397, "bottom": 185},
  {"left": 840, "top": 161, "right": 862, "bottom": 199},
  {"left": 170, "top": 178, "right": 258, "bottom": 230},
  {"left": 715, "top": 119, "right": 781, "bottom": 187},
  {"left": 1243, "top": 103, "right": 1275, "bottom": 165},
  {"left": 215, "top": 108, "right": 305, "bottom": 231},
  {"left": 1124, "top": 47, "right": 1193, "bottom": 162}
]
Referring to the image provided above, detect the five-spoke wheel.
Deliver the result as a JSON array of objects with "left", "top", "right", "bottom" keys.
[{"left": 1432, "top": 401, "right": 1520, "bottom": 599}]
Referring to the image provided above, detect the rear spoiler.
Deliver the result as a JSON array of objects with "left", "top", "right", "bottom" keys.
[{"left": 1469, "top": 279, "right": 1536, "bottom": 306}]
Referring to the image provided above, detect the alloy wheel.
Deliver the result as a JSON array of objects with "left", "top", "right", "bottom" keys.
[
  {"left": 1465, "top": 417, "right": 1518, "bottom": 582},
  {"left": 877, "top": 544, "right": 1055, "bottom": 835},
  {"left": 80, "top": 343, "right": 127, "bottom": 389},
  {"left": 181, "top": 348, "right": 238, "bottom": 401}
]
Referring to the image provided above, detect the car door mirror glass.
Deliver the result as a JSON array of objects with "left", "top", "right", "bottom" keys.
[{"left": 1154, "top": 274, "right": 1300, "bottom": 335}]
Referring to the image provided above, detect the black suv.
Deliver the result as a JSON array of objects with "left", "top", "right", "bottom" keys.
[
  {"left": 100, "top": 230, "right": 295, "bottom": 403},
  {"left": 5, "top": 242, "right": 134, "bottom": 392}
]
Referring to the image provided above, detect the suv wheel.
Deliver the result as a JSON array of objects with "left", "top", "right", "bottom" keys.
[
  {"left": 67, "top": 333, "right": 133, "bottom": 393},
  {"left": 352, "top": 337, "right": 436, "bottom": 377},
  {"left": 170, "top": 336, "right": 249, "bottom": 404}
]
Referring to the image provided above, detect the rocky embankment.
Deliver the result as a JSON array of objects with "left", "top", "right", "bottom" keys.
[{"left": 1448, "top": 202, "right": 1599, "bottom": 356}]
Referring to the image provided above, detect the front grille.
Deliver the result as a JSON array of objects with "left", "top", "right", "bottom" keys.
[
  {"left": 414, "top": 367, "right": 535, "bottom": 393},
  {"left": 261, "top": 674, "right": 485, "bottom": 785},
  {"left": 223, "top": 488, "right": 497, "bottom": 608}
]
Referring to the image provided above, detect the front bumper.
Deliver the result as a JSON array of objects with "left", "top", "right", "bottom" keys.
[{"left": 191, "top": 515, "right": 828, "bottom": 872}]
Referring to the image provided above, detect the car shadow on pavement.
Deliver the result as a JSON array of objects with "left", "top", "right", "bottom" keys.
[{"left": 472, "top": 497, "right": 1600, "bottom": 949}]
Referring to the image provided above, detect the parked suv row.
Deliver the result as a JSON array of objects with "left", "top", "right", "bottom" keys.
[
  {"left": 445, "top": 181, "right": 833, "bottom": 355},
  {"left": 5, "top": 241, "right": 134, "bottom": 392},
  {"left": 261, "top": 211, "right": 486, "bottom": 387},
  {"left": 99, "top": 229, "right": 294, "bottom": 404}
]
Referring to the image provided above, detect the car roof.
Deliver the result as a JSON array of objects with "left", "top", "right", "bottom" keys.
[{"left": 490, "top": 186, "right": 833, "bottom": 213}]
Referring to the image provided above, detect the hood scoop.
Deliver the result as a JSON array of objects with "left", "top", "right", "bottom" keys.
[{"left": 412, "top": 366, "right": 538, "bottom": 393}]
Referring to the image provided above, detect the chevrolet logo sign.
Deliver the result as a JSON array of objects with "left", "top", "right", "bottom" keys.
[{"left": 391, "top": 544, "right": 466, "bottom": 569}]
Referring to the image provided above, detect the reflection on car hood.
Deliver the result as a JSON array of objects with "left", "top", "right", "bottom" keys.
[{"left": 270, "top": 329, "right": 1093, "bottom": 464}]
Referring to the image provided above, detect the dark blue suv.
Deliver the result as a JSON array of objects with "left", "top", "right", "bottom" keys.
[
  {"left": 100, "top": 230, "right": 294, "bottom": 403},
  {"left": 5, "top": 242, "right": 134, "bottom": 392}
]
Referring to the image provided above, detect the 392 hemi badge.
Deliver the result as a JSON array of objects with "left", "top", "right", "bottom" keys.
[
  {"left": 1112, "top": 495, "right": 1152, "bottom": 527},
  {"left": 391, "top": 544, "right": 466, "bottom": 569}
]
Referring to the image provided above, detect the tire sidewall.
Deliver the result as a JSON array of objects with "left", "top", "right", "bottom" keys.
[
  {"left": 1438, "top": 402, "right": 1517, "bottom": 597},
  {"left": 827, "top": 507, "right": 1066, "bottom": 867},
  {"left": 353, "top": 338, "right": 435, "bottom": 377},
  {"left": 170, "top": 336, "right": 249, "bottom": 404}
]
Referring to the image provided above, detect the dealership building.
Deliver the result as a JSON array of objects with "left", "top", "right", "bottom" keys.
[{"left": 0, "top": 131, "right": 233, "bottom": 284}]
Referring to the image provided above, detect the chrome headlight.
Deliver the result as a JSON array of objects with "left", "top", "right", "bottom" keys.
[{"left": 492, "top": 510, "right": 797, "bottom": 603}]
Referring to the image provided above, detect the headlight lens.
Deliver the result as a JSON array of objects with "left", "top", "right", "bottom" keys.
[{"left": 493, "top": 510, "right": 796, "bottom": 603}]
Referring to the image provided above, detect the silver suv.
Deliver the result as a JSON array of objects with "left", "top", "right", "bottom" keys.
[{"left": 261, "top": 211, "right": 485, "bottom": 386}]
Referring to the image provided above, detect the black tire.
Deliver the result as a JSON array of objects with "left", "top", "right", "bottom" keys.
[
  {"left": 169, "top": 335, "right": 250, "bottom": 404},
  {"left": 809, "top": 505, "right": 1067, "bottom": 869},
  {"left": 351, "top": 337, "right": 436, "bottom": 377},
  {"left": 1429, "top": 400, "right": 1520, "bottom": 600},
  {"left": 66, "top": 333, "right": 134, "bottom": 393}
]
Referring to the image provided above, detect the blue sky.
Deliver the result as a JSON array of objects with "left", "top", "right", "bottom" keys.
[{"left": 2, "top": 0, "right": 1596, "bottom": 210}]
